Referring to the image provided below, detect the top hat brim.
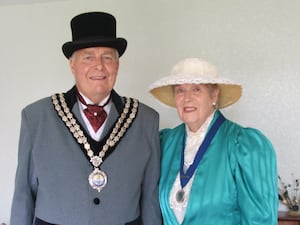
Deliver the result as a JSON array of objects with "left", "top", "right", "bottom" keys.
[{"left": 62, "top": 37, "right": 127, "bottom": 59}]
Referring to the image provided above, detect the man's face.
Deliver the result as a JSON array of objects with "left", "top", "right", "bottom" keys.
[{"left": 69, "top": 46, "right": 119, "bottom": 104}]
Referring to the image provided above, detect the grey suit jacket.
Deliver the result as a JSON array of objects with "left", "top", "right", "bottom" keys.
[{"left": 10, "top": 87, "right": 162, "bottom": 225}]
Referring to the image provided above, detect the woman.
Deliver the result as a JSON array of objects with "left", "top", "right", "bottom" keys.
[{"left": 149, "top": 58, "right": 278, "bottom": 225}]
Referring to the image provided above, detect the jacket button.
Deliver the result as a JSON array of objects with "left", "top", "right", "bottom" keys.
[{"left": 93, "top": 198, "right": 100, "bottom": 205}]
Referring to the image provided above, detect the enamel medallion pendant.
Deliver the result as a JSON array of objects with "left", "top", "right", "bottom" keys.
[{"left": 88, "top": 168, "right": 107, "bottom": 192}]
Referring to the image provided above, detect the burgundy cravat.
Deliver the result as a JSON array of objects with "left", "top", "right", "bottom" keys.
[{"left": 77, "top": 93, "right": 110, "bottom": 132}]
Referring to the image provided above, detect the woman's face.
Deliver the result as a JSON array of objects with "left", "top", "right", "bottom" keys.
[{"left": 174, "top": 83, "right": 219, "bottom": 132}]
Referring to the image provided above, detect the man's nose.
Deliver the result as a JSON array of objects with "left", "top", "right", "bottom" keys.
[{"left": 95, "top": 57, "right": 104, "bottom": 68}]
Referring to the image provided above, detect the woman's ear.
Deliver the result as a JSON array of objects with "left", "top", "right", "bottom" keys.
[{"left": 212, "top": 85, "right": 220, "bottom": 101}]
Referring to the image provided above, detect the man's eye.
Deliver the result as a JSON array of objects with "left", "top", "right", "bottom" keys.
[
  {"left": 102, "top": 55, "right": 114, "bottom": 62},
  {"left": 104, "top": 55, "right": 112, "bottom": 60},
  {"left": 83, "top": 56, "right": 92, "bottom": 60}
]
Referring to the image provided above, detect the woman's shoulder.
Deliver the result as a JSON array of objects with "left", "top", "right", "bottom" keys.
[
  {"left": 159, "top": 123, "right": 186, "bottom": 144},
  {"left": 160, "top": 123, "right": 185, "bottom": 137},
  {"left": 226, "top": 119, "right": 271, "bottom": 143},
  {"left": 223, "top": 118, "right": 275, "bottom": 156}
]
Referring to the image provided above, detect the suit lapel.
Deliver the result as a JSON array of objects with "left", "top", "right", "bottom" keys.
[{"left": 101, "top": 103, "right": 118, "bottom": 139}]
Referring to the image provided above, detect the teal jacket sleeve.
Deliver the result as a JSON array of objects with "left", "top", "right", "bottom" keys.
[{"left": 233, "top": 128, "right": 278, "bottom": 224}]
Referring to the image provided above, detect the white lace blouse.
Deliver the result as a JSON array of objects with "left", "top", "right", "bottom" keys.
[{"left": 169, "top": 112, "right": 214, "bottom": 224}]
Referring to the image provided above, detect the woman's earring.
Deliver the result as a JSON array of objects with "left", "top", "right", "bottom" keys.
[{"left": 212, "top": 102, "right": 217, "bottom": 109}]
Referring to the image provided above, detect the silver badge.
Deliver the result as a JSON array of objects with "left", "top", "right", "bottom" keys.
[{"left": 176, "top": 189, "right": 185, "bottom": 203}]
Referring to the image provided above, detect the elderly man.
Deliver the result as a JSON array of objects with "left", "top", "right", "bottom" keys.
[{"left": 10, "top": 12, "right": 162, "bottom": 225}]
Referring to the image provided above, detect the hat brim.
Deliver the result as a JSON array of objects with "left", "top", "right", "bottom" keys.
[
  {"left": 62, "top": 38, "right": 127, "bottom": 59},
  {"left": 149, "top": 83, "right": 242, "bottom": 109}
]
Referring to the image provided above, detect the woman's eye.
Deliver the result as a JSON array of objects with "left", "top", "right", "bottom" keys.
[
  {"left": 175, "top": 88, "right": 184, "bottom": 94},
  {"left": 193, "top": 87, "right": 201, "bottom": 92}
]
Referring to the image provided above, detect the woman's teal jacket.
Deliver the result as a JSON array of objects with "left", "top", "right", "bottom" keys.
[{"left": 159, "top": 110, "right": 278, "bottom": 225}]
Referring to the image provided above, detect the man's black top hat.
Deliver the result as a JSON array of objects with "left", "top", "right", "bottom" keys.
[{"left": 62, "top": 12, "right": 127, "bottom": 58}]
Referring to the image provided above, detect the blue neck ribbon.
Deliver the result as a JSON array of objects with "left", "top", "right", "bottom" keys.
[{"left": 180, "top": 113, "right": 226, "bottom": 189}]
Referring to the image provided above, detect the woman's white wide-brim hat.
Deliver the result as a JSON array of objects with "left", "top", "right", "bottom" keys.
[{"left": 148, "top": 58, "right": 242, "bottom": 108}]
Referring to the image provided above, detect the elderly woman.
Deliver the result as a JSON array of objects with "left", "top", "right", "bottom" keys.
[{"left": 149, "top": 58, "right": 278, "bottom": 225}]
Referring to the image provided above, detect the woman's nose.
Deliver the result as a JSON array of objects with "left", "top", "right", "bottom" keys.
[{"left": 183, "top": 91, "right": 192, "bottom": 102}]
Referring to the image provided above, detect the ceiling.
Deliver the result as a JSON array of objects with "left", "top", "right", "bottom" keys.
[{"left": 0, "top": 0, "right": 65, "bottom": 6}]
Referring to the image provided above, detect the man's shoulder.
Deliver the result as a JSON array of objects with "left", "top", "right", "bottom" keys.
[
  {"left": 23, "top": 87, "right": 75, "bottom": 112},
  {"left": 23, "top": 95, "right": 52, "bottom": 111},
  {"left": 118, "top": 93, "right": 158, "bottom": 117},
  {"left": 137, "top": 100, "right": 158, "bottom": 115},
  {"left": 21, "top": 95, "right": 61, "bottom": 122}
]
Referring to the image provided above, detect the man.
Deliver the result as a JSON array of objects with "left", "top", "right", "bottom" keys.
[{"left": 10, "top": 12, "right": 162, "bottom": 225}]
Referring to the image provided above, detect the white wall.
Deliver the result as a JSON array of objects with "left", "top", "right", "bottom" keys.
[{"left": 1, "top": 0, "right": 299, "bottom": 223}]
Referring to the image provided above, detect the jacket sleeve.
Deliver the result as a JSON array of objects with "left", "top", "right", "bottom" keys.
[
  {"left": 10, "top": 109, "right": 38, "bottom": 225},
  {"left": 140, "top": 110, "right": 162, "bottom": 225},
  {"left": 234, "top": 127, "right": 278, "bottom": 225}
]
